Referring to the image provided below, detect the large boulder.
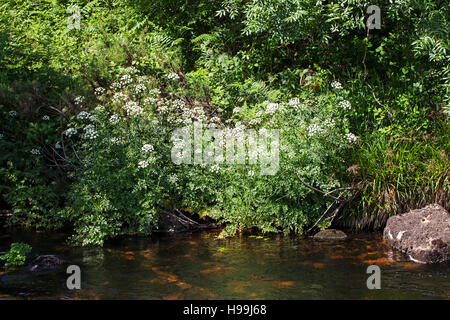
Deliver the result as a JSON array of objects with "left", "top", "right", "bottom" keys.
[{"left": 383, "top": 204, "right": 450, "bottom": 264}]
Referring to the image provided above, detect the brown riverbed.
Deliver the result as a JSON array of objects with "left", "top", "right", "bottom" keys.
[{"left": 0, "top": 230, "right": 449, "bottom": 299}]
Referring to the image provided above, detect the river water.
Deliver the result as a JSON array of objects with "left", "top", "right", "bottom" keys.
[{"left": 0, "top": 229, "right": 448, "bottom": 299}]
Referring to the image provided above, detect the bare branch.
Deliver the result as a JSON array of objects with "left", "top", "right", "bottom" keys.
[
  {"left": 306, "top": 199, "right": 339, "bottom": 234},
  {"left": 293, "top": 169, "right": 358, "bottom": 234},
  {"left": 294, "top": 169, "right": 340, "bottom": 200}
]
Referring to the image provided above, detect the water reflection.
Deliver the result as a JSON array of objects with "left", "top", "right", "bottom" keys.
[{"left": 0, "top": 230, "right": 448, "bottom": 299}]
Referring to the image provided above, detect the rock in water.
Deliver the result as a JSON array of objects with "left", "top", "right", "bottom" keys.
[
  {"left": 383, "top": 204, "right": 450, "bottom": 264},
  {"left": 27, "top": 255, "right": 64, "bottom": 273},
  {"left": 313, "top": 229, "right": 347, "bottom": 240}
]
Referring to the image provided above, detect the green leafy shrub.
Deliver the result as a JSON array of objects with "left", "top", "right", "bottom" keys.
[
  {"left": 0, "top": 0, "right": 448, "bottom": 245},
  {"left": 0, "top": 104, "right": 67, "bottom": 230},
  {"left": 0, "top": 242, "right": 32, "bottom": 268}
]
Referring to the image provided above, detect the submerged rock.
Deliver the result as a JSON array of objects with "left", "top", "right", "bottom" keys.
[
  {"left": 27, "top": 255, "right": 64, "bottom": 273},
  {"left": 313, "top": 229, "right": 347, "bottom": 240},
  {"left": 383, "top": 204, "right": 450, "bottom": 264}
]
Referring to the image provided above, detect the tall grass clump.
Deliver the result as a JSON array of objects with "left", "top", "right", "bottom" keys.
[{"left": 341, "top": 130, "right": 449, "bottom": 230}]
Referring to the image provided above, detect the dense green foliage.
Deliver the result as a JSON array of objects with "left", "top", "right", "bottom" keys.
[
  {"left": 0, "top": 0, "right": 448, "bottom": 245},
  {"left": 0, "top": 242, "right": 32, "bottom": 268}
]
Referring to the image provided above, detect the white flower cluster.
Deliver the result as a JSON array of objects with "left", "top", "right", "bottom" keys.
[
  {"left": 248, "top": 118, "right": 261, "bottom": 126},
  {"left": 42, "top": 115, "right": 50, "bottom": 121},
  {"left": 210, "top": 164, "right": 221, "bottom": 173},
  {"left": 137, "top": 75, "right": 148, "bottom": 84},
  {"left": 65, "top": 128, "right": 77, "bottom": 137},
  {"left": 265, "top": 102, "right": 279, "bottom": 115},
  {"left": 167, "top": 72, "right": 180, "bottom": 81},
  {"left": 109, "top": 114, "right": 120, "bottom": 124},
  {"left": 176, "top": 104, "right": 207, "bottom": 125},
  {"left": 77, "top": 111, "right": 91, "bottom": 120},
  {"left": 74, "top": 96, "right": 85, "bottom": 106},
  {"left": 168, "top": 174, "right": 178, "bottom": 184},
  {"left": 253, "top": 128, "right": 279, "bottom": 160},
  {"left": 323, "top": 119, "right": 336, "bottom": 128},
  {"left": 192, "top": 106, "right": 207, "bottom": 121},
  {"left": 108, "top": 137, "right": 124, "bottom": 145},
  {"left": 338, "top": 100, "right": 351, "bottom": 110},
  {"left": 172, "top": 136, "right": 186, "bottom": 151},
  {"left": 107, "top": 137, "right": 118, "bottom": 145},
  {"left": 94, "top": 105, "right": 105, "bottom": 113},
  {"left": 233, "top": 107, "right": 240, "bottom": 114},
  {"left": 134, "top": 84, "right": 146, "bottom": 94},
  {"left": 9, "top": 110, "right": 17, "bottom": 117},
  {"left": 124, "top": 66, "right": 138, "bottom": 75},
  {"left": 138, "top": 159, "right": 150, "bottom": 169},
  {"left": 148, "top": 88, "right": 160, "bottom": 97},
  {"left": 112, "top": 92, "right": 127, "bottom": 104},
  {"left": 172, "top": 99, "right": 185, "bottom": 109},
  {"left": 120, "top": 74, "right": 133, "bottom": 85},
  {"left": 157, "top": 103, "right": 169, "bottom": 114},
  {"left": 144, "top": 89, "right": 161, "bottom": 106},
  {"left": 144, "top": 97, "right": 156, "bottom": 106},
  {"left": 110, "top": 81, "right": 122, "bottom": 90},
  {"left": 210, "top": 116, "right": 221, "bottom": 124},
  {"left": 288, "top": 98, "right": 302, "bottom": 109},
  {"left": 83, "top": 125, "right": 98, "bottom": 140},
  {"left": 141, "top": 144, "right": 154, "bottom": 154},
  {"left": 345, "top": 133, "right": 358, "bottom": 144},
  {"left": 124, "top": 101, "right": 143, "bottom": 117},
  {"left": 248, "top": 170, "right": 255, "bottom": 177},
  {"left": 233, "top": 121, "right": 246, "bottom": 132},
  {"left": 307, "top": 124, "right": 324, "bottom": 137},
  {"left": 175, "top": 116, "right": 189, "bottom": 125},
  {"left": 331, "top": 81, "right": 343, "bottom": 89},
  {"left": 30, "top": 148, "right": 40, "bottom": 155},
  {"left": 95, "top": 87, "right": 106, "bottom": 96}
]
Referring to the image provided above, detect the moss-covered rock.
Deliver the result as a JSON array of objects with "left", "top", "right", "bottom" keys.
[{"left": 313, "top": 229, "right": 347, "bottom": 240}]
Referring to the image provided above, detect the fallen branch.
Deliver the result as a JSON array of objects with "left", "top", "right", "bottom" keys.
[
  {"left": 294, "top": 169, "right": 357, "bottom": 234},
  {"left": 174, "top": 208, "right": 201, "bottom": 225},
  {"left": 326, "top": 193, "right": 357, "bottom": 224},
  {"left": 159, "top": 209, "right": 214, "bottom": 232},
  {"left": 294, "top": 169, "right": 341, "bottom": 201},
  {"left": 305, "top": 198, "right": 339, "bottom": 233}
]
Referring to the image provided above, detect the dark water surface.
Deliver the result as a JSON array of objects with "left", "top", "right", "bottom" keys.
[{"left": 0, "top": 230, "right": 448, "bottom": 300}]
